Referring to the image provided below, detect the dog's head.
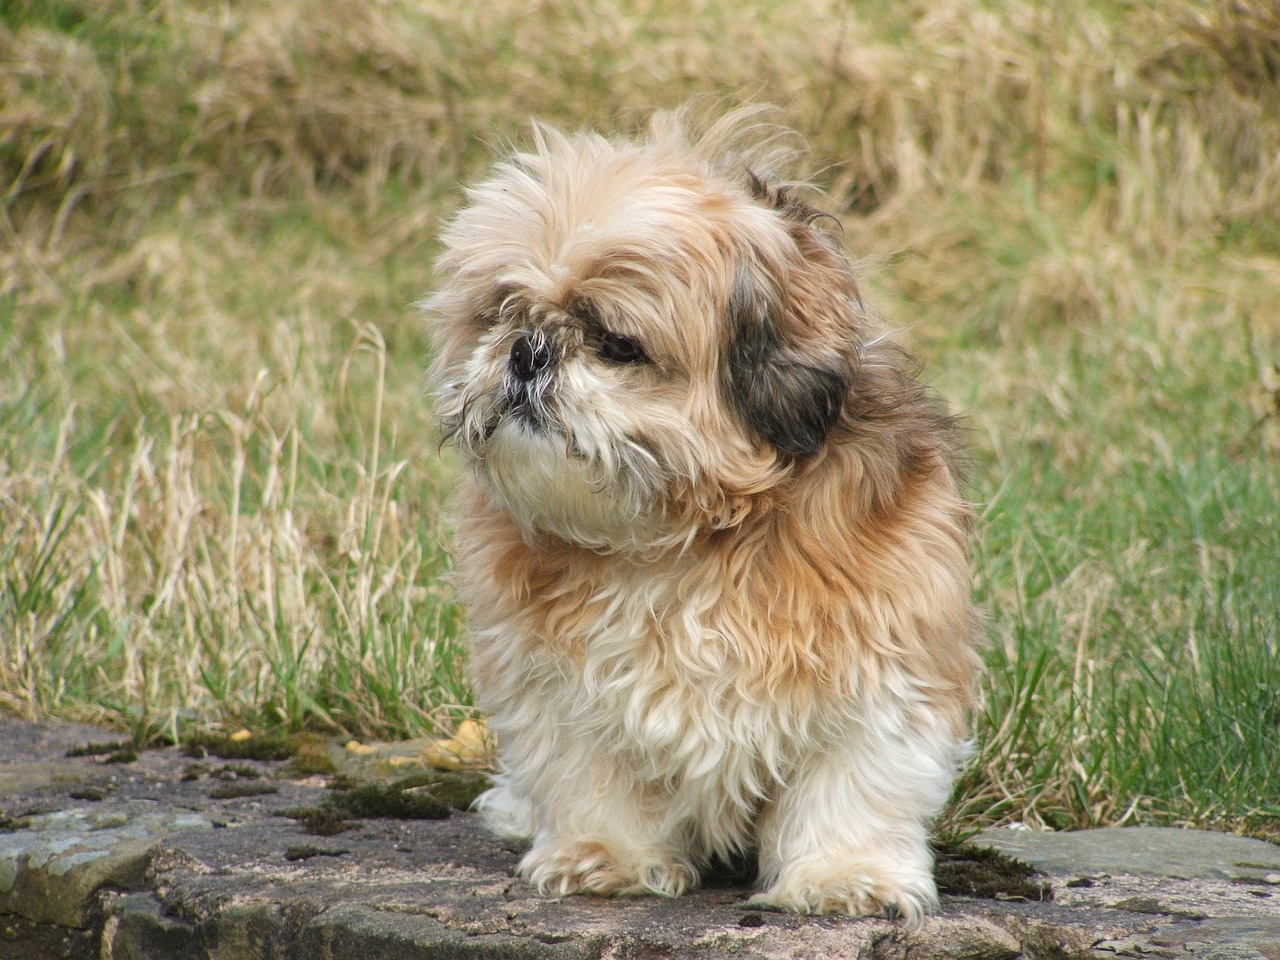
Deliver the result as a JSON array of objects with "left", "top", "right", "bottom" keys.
[{"left": 426, "top": 108, "right": 872, "bottom": 552}]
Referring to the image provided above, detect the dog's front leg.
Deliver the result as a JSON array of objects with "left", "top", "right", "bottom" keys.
[
  {"left": 750, "top": 701, "right": 963, "bottom": 923},
  {"left": 480, "top": 720, "right": 699, "bottom": 898}
]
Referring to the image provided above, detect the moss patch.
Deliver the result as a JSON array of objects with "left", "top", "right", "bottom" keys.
[
  {"left": 212, "top": 763, "right": 263, "bottom": 780},
  {"left": 65, "top": 740, "right": 134, "bottom": 758},
  {"left": 283, "top": 739, "right": 338, "bottom": 777},
  {"left": 209, "top": 781, "right": 280, "bottom": 800},
  {"left": 372, "top": 771, "right": 491, "bottom": 813},
  {"left": 933, "top": 841, "right": 1053, "bottom": 902},
  {"left": 284, "top": 845, "right": 350, "bottom": 862},
  {"left": 328, "top": 781, "right": 451, "bottom": 820},
  {"left": 277, "top": 771, "right": 490, "bottom": 836},
  {"left": 279, "top": 805, "right": 356, "bottom": 837},
  {"left": 183, "top": 732, "right": 296, "bottom": 762}
]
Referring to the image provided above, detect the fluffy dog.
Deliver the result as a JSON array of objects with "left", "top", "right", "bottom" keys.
[{"left": 425, "top": 107, "right": 980, "bottom": 922}]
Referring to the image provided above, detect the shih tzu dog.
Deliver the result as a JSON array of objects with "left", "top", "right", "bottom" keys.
[{"left": 425, "top": 107, "right": 980, "bottom": 923}]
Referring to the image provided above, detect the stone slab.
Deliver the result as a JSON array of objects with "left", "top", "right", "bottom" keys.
[
  {"left": 978, "top": 826, "right": 1280, "bottom": 882},
  {"left": 0, "top": 806, "right": 210, "bottom": 926},
  {"left": 0, "top": 717, "right": 1276, "bottom": 959}
]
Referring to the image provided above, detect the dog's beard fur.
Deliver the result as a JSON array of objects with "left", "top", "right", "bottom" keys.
[{"left": 425, "top": 106, "right": 981, "bottom": 924}]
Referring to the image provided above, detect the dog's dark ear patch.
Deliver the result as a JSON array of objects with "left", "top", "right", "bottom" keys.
[
  {"left": 724, "top": 266, "right": 849, "bottom": 458},
  {"left": 746, "top": 172, "right": 827, "bottom": 226}
]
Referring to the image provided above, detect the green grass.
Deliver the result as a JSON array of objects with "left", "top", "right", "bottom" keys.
[{"left": 2, "top": 0, "right": 1278, "bottom": 838}]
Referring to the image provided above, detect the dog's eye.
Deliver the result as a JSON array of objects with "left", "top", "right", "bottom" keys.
[{"left": 598, "top": 332, "right": 649, "bottom": 365}]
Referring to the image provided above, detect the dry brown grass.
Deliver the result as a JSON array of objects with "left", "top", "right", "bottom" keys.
[{"left": 2, "top": 0, "right": 1278, "bottom": 831}]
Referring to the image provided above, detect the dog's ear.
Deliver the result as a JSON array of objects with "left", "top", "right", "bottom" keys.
[{"left": 722, "top": 251, "right": 852, "bottom": 458}]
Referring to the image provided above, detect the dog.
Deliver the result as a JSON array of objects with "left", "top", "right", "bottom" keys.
[{"left": 425, "top": 106, "right": 980, "bottom": 923}]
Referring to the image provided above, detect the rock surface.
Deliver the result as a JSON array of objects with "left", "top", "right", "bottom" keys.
[{"left": 0, "top": 716, "right": 1276, "bottom": 959}]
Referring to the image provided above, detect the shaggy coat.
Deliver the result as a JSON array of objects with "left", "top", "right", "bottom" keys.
[{"left": 426, "top": 107, "right": 980, "bottom": 922}]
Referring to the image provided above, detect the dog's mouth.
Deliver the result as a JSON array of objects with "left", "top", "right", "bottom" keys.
[
  {"left": 513, "top": 402, "right": 540, "bottom": 428},
  {"left": 484, "top": 384, "right": 609, "bottom": 470},
  {"left": 488, "top": 382, "right": 557, "bottom": 439},
  {"left": 502, "top": 396, "right": 542, "bottom": 429}
]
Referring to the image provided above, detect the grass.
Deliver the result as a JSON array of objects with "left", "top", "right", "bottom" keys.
[{"left": 2, "top": 0, "right": 1278, "bottom": 838}]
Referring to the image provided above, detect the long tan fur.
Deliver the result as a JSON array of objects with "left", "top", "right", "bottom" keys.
[{"left": 425, "top": 106, "right": 980, "bottom": 923}]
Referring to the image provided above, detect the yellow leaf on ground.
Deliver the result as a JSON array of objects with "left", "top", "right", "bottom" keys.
[{"left": 423, "top": 718, "right": 492, "bottom": 770}]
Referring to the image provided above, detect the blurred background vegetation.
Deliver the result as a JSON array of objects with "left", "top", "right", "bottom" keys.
[{"left": 2, "top": 0, "right": 1278, "bottom": 837}]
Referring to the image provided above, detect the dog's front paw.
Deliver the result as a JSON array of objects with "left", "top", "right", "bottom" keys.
[
  {"left": 520, "top": 840, "right": 697, "bottom": 898},
  {"left": 473, "top": 783, "right": 535, "bottom": 840},
  {"left": 751, "top": 857, "right": 938, "bottom": 925}
]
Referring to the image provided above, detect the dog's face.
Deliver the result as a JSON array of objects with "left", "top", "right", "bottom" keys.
[{"left": 427, "top": 117, "right": 867, "bottom": 552}]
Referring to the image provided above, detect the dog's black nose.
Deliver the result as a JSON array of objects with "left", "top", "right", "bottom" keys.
[{"left": 510, "top": 334, "right": 552, "bottom": 382}]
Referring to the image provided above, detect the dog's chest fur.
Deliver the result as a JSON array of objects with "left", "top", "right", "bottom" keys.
[{"left": 458, "top": 515, "right": 863, "bottom": 799}]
